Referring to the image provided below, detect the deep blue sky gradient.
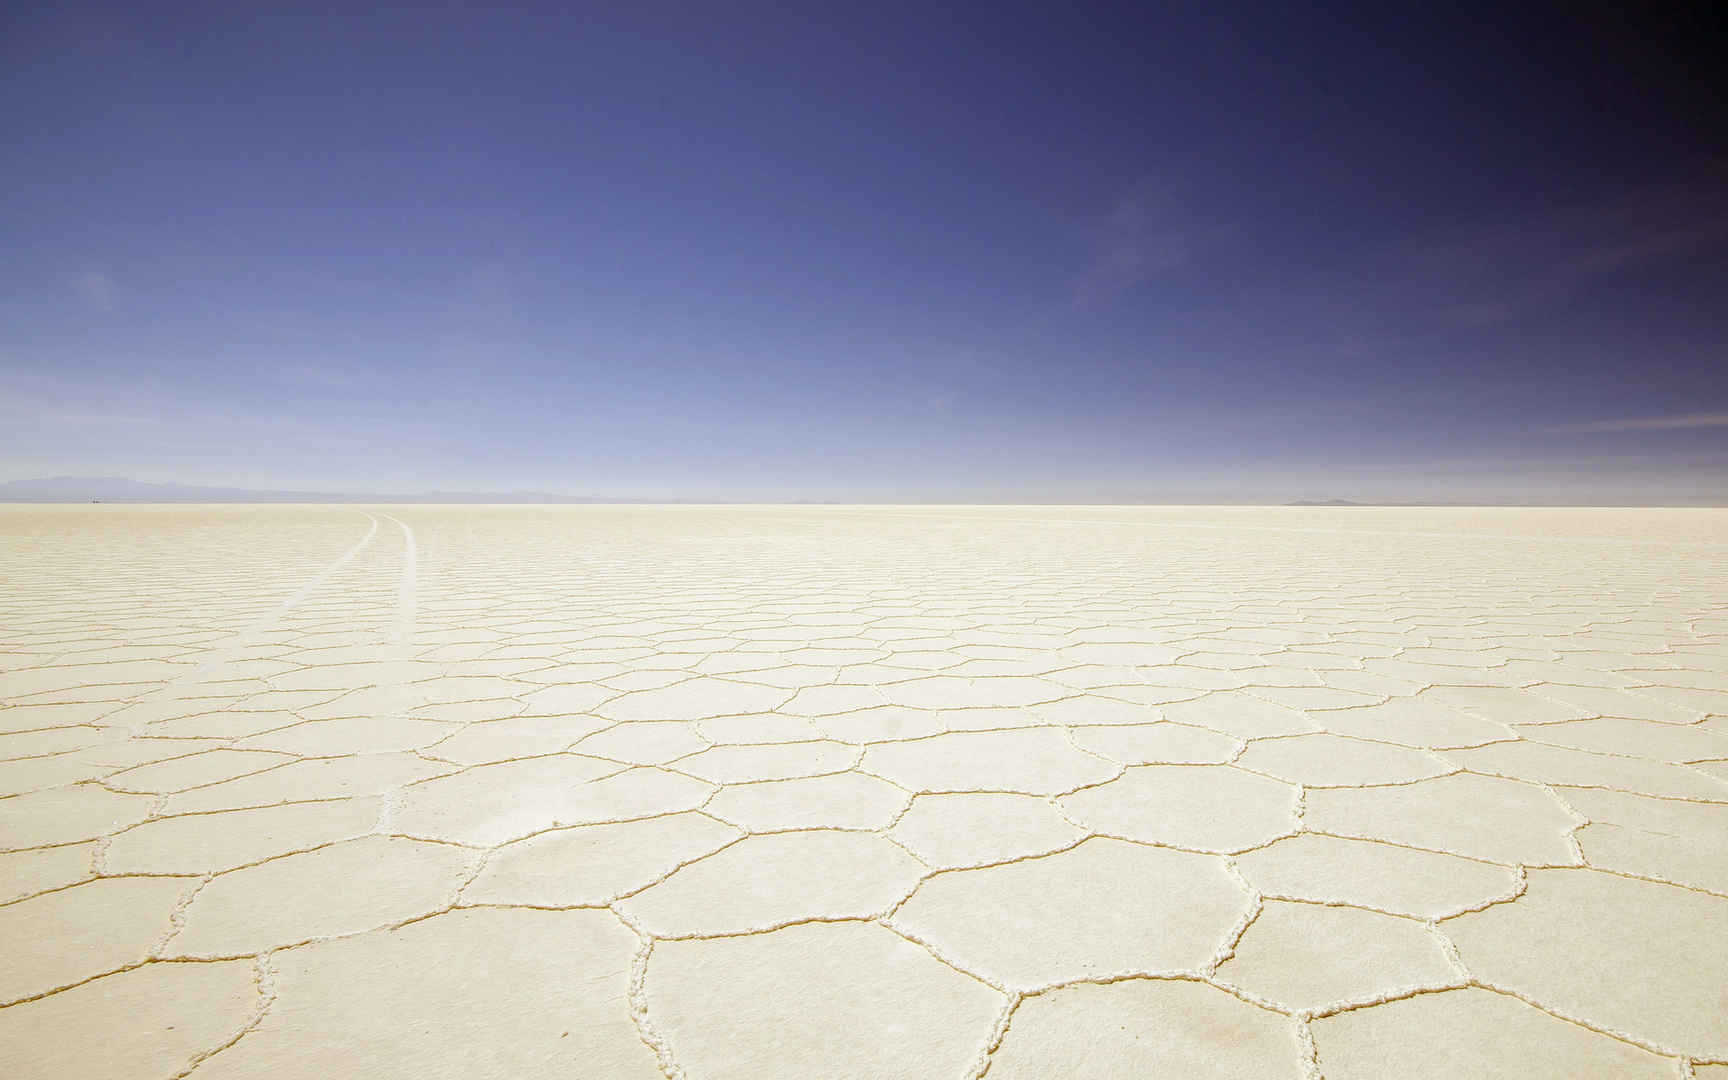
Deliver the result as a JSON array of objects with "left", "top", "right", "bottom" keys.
[{"left": 4, "top": 3, "right": 1726, "bottom": 499}]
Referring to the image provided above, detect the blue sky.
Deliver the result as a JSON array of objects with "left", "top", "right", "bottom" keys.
[{"left": 4, "top": 3, "right": 1726, "bottom": 500}]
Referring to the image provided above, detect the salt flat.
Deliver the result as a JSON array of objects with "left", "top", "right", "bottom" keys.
[{"left": 1, "top": 504, "right": 1725, "bottom": 1078}]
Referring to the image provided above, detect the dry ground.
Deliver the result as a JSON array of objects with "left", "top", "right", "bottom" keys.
[{"left": 1, "top": 504, "right": 1726, "bottom": 1078}]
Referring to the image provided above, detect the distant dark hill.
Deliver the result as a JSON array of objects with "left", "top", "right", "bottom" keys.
[
  {"left": 1286, "top": 498, "right": 1363, "bottom": 506},
  {"left": 0, "top": 476, "right": 621, "bottom": 503}
]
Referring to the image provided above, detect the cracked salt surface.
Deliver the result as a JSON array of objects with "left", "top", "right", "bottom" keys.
[{"left": 1, "top": 504, "right": 1726, "bottom": 1078}]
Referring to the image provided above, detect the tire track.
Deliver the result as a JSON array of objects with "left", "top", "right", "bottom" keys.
[
  {"left": 379, "top": 513, "right": 417, "bottom": 647},
  {"left": 115, "top": 511, "right": 382, "bottom": 709}
]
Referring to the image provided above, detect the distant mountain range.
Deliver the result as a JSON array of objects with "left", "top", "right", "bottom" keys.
[
  {"left": 4, "top": 477, "right": 1722, "bottom": 506},
  {"left": 0, "top": 476, "right": 625, "bottom": 503}
]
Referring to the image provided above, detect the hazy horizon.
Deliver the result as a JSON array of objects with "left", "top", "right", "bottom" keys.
[
  {"left": 5, "top": 4, "right": 1726, "bottom": 501},
  {"left": 4, "top": 473, "right": 1728, "bottom": 507}
]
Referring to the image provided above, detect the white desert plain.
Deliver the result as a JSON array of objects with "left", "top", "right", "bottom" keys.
[{"left": 1, "top": 502, "right": 1726, "bottom": 1079}]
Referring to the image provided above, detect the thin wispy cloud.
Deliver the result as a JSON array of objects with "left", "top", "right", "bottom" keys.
[
  {"left": 1070, "top": 181, "right": 1195, "bottom": 307},
  {"left": 1164, "top": 168, "right": 1728, "bottom": 367},
  {"left": 1560, "top": 413, "right": 1728, "bottom": 432},
  {"left": 1402, "top": 167, "right": 1728, "bottom": 329},
  {"left": 1338, "top": 450, "right": 1728, "bottom": 471},
  {"left": 74, "top": 270, "right": 111, "bottom": 311}
]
